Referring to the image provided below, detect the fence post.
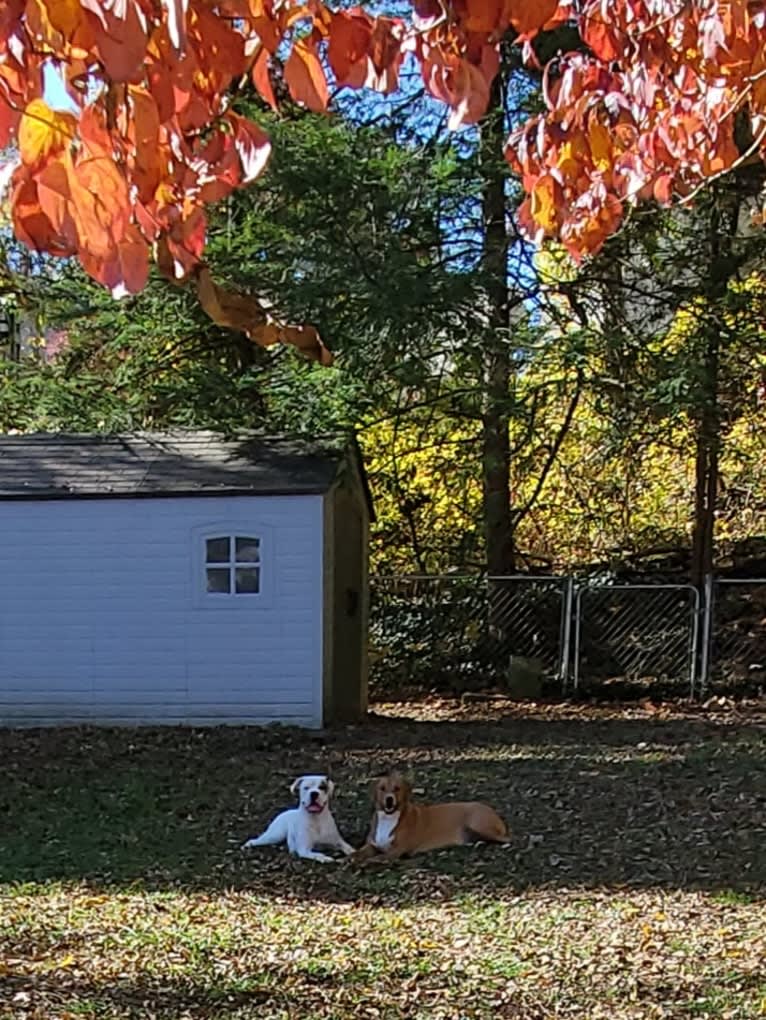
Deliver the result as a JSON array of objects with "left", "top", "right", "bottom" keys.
[
  {"left": 559, "top": 577, "right": 574, "bottom": 692},
  {"left": 698, "top": 573, "right": 714, "bottom": 698},
  {"left": 572, "top": 586, "right": 585, "bottom": 692}
]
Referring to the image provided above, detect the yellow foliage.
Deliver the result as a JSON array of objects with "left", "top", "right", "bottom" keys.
[
  {"left": 360, "top": 414, "right": 483, "bottom": 574},
  {"left": 18, "top": 99, "right": 76, "bottom": 167},
  {"left": 534, "top": 243, "right": 578, "bottom": 286}
]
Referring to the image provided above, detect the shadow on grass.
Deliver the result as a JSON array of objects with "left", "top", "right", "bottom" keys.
[
  {"left": 2, "top": 708, "right": 764, "bottom": 901},
  {"left": 0, "top": 966, "right": 546, "bottom": 1020},
  {"left": 0, "top": 970, "right": 277, "bottom": 1018}
]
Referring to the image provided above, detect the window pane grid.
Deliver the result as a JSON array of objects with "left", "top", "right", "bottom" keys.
[{"left": 204, "top": 534, "right": 260, "bottom": 596}]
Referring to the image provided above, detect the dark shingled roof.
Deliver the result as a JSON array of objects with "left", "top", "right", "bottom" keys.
[{"left": 0, "top": 432, "right": 371, "bottom": 509}]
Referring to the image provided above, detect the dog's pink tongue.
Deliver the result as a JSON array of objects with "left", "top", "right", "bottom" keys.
[{"left": 306, "top": 803, "right": 324, "bottom": 813}]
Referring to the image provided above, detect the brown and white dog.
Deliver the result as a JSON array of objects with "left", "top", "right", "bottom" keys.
[{"left": 354, "top": 770, "right": 509, "bottom": 862}]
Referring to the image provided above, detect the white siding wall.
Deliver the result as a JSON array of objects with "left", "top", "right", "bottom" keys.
[{"left": 0, "top": 495, "right": 324, "bottom": 726}]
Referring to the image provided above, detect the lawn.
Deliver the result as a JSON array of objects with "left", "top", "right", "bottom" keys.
[{"left": 1, "top": 698, "right": 764, "bottom": 1020}]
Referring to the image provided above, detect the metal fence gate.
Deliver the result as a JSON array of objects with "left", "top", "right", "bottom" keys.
[
  {"left": 572, "top": 583, "right": 699, "bottom": 695},
  {"left": 369, "top": 574, "right": 766, "bottom": 698}
]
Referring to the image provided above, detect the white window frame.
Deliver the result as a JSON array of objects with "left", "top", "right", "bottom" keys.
[{"left": 192, "top": 522, "right": 273, "bottom": 609}]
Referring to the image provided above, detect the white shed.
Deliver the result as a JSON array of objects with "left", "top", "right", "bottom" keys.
[{"left": 0, "top": 431, "right": 373, "bottom": 728}]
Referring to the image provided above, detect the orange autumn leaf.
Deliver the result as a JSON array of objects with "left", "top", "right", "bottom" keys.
[
  {"left": 195, "top": 265, "right": 333, "bottom": 364},
  {"left": 507, "top": 0, "right": 560, "bottom": 35},
  {"left": 66, "top": 151, "right": 130, "bottom": 258},
  {"left": 284, "top": 38, "right": 329, "bottom": 112},
  {"left": 530, "top": 175, "right": 559, "bottom": 232},
  {"left": 80, "top": 224, "right": 150, "bottom": 297},
  {"left": 588, "top": 120, "right": 613, "bottom": 171},
  {"left": 129, "top": 87, "right": 161, "bottom": 201},
  {"left": 35, "top": 158, "right": 77, "bottom": 244},
  {"left": 35, "top": 0, "right": 85, "bottom": 40},
  {"left": 0, "top": 92, "right": 19, "bottom": 149},
  {"left": 195, "top": 262, "right": 270, "bottom": 335},
  {"left": 556, "top": 138, "right": 584, "bottom": 177},
  {"left": 271, "top": 323, "right": 334, "bottom": 366}
]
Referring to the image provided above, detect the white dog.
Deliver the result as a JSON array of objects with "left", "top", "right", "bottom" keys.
[{"left": 241, "top": 774, "right": 354, "bottom": 864}]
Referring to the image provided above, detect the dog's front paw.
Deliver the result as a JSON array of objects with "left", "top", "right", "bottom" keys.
[
  {"left": 313, "top": 852, "right": 336, "bottom": 864},
  {"left": 241, "top": 839, "right": 257, "bottom": 850}
]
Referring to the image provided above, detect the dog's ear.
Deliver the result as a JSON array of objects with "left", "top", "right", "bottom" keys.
[
  {"left": 400, "top": 774, "right": 413, "bottom": 800},
  {"left": 326, "top": 778, "right": 335, "bottom": 798},
  {"left": 369, "top": 778, "right": 379, "bottom": 802},
  {"left": 289, "top": 777, "right": 303, "bottom": 796}
]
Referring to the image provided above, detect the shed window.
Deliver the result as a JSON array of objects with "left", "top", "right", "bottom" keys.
[{"left": 205, "top": 535, "right": 261, "bottom": 595}]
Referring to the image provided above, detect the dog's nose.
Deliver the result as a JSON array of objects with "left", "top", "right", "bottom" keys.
[
  {"left": 310, "top": 790, "right": 319, "bottom": 801},
  {"left": 384, "top": 795, "right": 395, "bottom": 809}
]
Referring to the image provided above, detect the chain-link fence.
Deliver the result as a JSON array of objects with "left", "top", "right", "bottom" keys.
[
  {"left": 707, "top": 578, "right": 766, "bottom": 694},
  {"left": 485, "top": 575, "right": 572, "bottom": 680},
  {"left": 572, "top": 583, "right": 699, "bottom": 695},
  {"left": 369, "top": 574, "right": 766, "bottom": 699},
  {"left": 369, "top": 575, "right": 570, "bottom": 695}
]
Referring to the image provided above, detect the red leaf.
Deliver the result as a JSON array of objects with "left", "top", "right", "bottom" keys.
[
  {"left": 0, "top": 0, "right": 24, "bottom": 53},
  {"left": 12, "top": 172, "right": 74, "bottom": 256},
  {"left": 134, "top": 199, "right": 161, "bottom": 242},
  {"left": 447, "top": 61, "right": 491, "bottom": 128},
  {"left": 366, "top": 18, "right": 404, "bottom": 92},
  {"left": 163, "top": 0, "right": 188, "bottom": 52},
  {"left": 229, "top": 113, "right": 271, "bottom": 183},
  {"left": 190, "top": 4, "right": 247, "bottom": 78},
  {"left": 328, "top": 10, "right": 372, "bottom": 82},
  {"left": 252, "top": 47, "right": 277, "bottom": 110},
  {"left": 412, "top": 0, "right": 442, "bottom": 31},
  {"left": 196, "top": 128, "right": 240, "bottom": 203},
  {"left": 462, "top": 0, "right": 507, "bottom": 34},
  {"left": 88, "top": 1, "right": 147, "bottom": 83},
  {"left": 158, "top": 209, "right": 207, "bottom": 281}
]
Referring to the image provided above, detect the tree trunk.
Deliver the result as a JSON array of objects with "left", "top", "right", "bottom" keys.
[
  {"left": 689, "top": 194, "right": 736, "bottom": 589},
  {"left": 690, "top": 328, "right": 720, "bottom": 589},
  {"left": 480, "top": 66, "right": 513, "bottom": 577}
]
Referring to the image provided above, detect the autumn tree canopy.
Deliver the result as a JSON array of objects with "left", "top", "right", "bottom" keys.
[{"left": 1, "top": 0, "right": 764, "bottom": 352}]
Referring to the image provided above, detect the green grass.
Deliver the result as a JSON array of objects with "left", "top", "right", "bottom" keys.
[{"left": 1, "top": 698, "right": 765, "bottom": 1019}]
